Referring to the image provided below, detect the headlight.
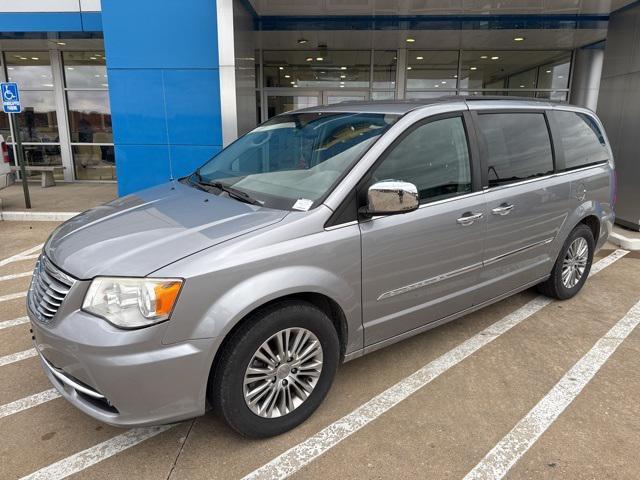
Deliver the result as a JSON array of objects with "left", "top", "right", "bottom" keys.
[{"left": 82, "top": 277, "right": 183, "bottom": 328}]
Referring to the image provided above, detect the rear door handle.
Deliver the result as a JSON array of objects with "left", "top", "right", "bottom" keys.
[
  {"left": 456, "top": 212, "right": 484, "bottom": 226},
  {"left": 491, "top": 203, "right": 514, "bottom": 216}
]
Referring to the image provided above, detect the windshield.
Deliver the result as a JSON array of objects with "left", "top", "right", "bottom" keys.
[{"left": 194, "top": 111, "right": 400, "bottom": 210}]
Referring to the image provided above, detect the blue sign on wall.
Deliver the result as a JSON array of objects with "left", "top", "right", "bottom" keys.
[{"left": 1, "top": 82, "right": 21, "bottom": 113}]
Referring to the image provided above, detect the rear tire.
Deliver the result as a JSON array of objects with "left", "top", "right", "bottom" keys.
[
  {"left": 537, "top": 224, "right": 594, "bottom": 300},
  {"left": 211, "top": 300, "right": 340, "bottom": 438}
]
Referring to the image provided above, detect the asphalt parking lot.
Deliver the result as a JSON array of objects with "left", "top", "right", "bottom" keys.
[{"left": 1, "top": 220, "right": 640, "bottom": 480}]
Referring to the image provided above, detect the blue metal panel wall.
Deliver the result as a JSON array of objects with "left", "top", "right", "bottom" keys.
[{"left": 101, "top": 0, "right": 223, "bottom": 195}]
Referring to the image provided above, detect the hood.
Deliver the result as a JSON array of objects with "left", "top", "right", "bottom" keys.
[{"left": 45, "top": 181, "right": 288, "bottom": 279}]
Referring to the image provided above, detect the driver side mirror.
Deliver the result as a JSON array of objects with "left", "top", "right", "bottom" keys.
[{"left": 362, "top": 180, "right": 419, "bottom": 216}]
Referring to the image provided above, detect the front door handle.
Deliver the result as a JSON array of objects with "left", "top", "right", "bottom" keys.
[
  {"left": 491, "top": 203, "right": 514, "bottom": 216},
  {"left": 456, "top": 212, "right": 484, "bottom": 226}
]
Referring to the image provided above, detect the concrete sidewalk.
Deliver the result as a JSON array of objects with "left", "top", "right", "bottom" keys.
[{"left": 0, "top": 183, "right": 117, "bottom": 220}]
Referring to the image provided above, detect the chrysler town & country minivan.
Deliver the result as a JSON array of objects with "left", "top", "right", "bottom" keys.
[{"left": 29, "top": 97, "right": 614, "bottom": 437}]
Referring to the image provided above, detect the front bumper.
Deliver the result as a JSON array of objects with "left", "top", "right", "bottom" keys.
[{"left": 30, "top": 305, "right": 223, "bottom": 428}]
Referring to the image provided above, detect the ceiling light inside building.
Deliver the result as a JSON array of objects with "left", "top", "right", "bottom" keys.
[
  {"left": 546, "top": 70, "right": 551, "bottom": 73},
  {"left": 520, "top": 85, "right": 525, "bottom": 88},
  {"left": 56, "top": 42, "right": 66, "bottom": 46},
  {"left": 290, "top": 81, "right": 295, "bottom": 85},
  {"left": 491, "top": 56, "right": 499, "bottom": 60},
  {"left": 278, "top": 66, "right": 284, "bottom": 70},
  {"left": 31, "top": 57, "right": 39, "bottom": 60},
  {"left": 306, "top": 57, "right": 313, "bottom": 62},
  {"left": 340, "top": 66, "right": 347, "bottom": 70},
  {"left": 406, "top": 38, "right": 415, "bottom": 43},
  {"left": 416, "top": 56, "right": 423, "bottom": 60},
  {"left": 480, "top": 55, "right": 488, "bottom": 59},
  {"left": 470, "top": 66, "right": 477, "bottom": 70},
  {"left": 514, "top": 36, "right": 525, "bottom": 41},
  {"left": 340, "top": 75, "right": 346, "bottom": 78},
  {"left": 284, "top": 74, "right": 290, "bottom": 78},
  {"left": 297, "top": 38, "right": 308, "bottom": 44},
  {"left": 316, "top": 57, "right": 323, "bottom": 61},
  {"left": 339, "top": 85, "right": 344, "bottom": 88},
  {"left": 407, "top": 66, "right": 412, "bottom": 70}
]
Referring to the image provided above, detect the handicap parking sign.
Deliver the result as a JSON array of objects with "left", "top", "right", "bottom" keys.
[{"left": 1, "top": 82, "right": 21, "bottom": 113}]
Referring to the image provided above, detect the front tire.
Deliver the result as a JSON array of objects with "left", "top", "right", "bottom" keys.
[
  {"left": 537, "top": 224, "right": 594, "bottom": 300},
  {"left": 211, "top": 300, "right": 340, "bottom": 438}
]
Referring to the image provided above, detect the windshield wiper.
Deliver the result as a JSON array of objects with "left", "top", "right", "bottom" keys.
[{"left": 191, "top": 173, "right": 263, "bottom": 206}]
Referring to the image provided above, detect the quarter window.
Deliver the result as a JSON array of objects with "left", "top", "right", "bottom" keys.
[
  {"left": 477, "top": 113, "right": 553, "bottom": 187},
  {"left": 372, "top": 116, "right": 472, "bottom": 203},
  {"left": 552, "top": 111, "right": 609, "bottom": 170}
]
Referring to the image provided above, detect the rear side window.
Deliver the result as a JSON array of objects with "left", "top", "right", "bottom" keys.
[
  {"left": 552, "top": 111, "right": 609, "bottom": 170},
  {"left": 477, "top": 113, "right": 554, "bottom": 187}
]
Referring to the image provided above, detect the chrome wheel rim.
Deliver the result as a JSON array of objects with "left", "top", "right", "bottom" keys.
[
  {"left": 243, "top": 327, "right": 323, "bottom": 418},
  {"left": 561, "top": 237, "right": 589, "bottom": 289}
]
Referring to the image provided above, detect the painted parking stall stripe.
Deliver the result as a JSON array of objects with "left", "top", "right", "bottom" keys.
[
  {"left": 464, "top": 298, "right": 640, "bottom": 480},
  {"left": 0, "top": 348, "right": 37, "bottom": 367},
  {"left": 0, "top": 244, "right": 42, "bottom": 268},
  {"left": 0, "top": 389, "right": 60, "bottom": 419},
  {"left": 0, "top": 316, "right": 29, "bottom": 330},
  {"left": 0, "top": 291, "right": 27, "bottom": 303},
  {"left": 20, "top": 425, "right": 175, "bottom": 480},
  {"left": 242, "top": 249, "right": 629, "bottom": 480},
  {"left": 0, "top": 271, "right": 32, "bottom": 282}
]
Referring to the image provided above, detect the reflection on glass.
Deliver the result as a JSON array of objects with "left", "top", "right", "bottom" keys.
[
  {"left": 460, "top": 51, "right": 571, "bottom": 91},
  {"left": 267, "top": 95, "right": 318, "bottom": 119},
  {"left": 263, "top": 51, "right": 370, "bottom": 88},
  {"left": 67, "top": 91, "right": 112, "bottom": 142},
  {"left": 73, "top": 145, "right": 116, "bottom": 180},
  {"left": 8, "top": 145, "right": 63, "bottom": 180},
  {"left": 406, "top": 51, "right": 458, "bottom": 90},
  {"left": 373, "top": 51, "right": 397, "bottom": 89},
  {"left": 5, "top": 52, "right": 53, "bottom": 89},
  {"left": 460, "top": 90, "right": 535, "bottom": 98},
  {"left": 535, "top": 91, "right": 568, "bottom": 101},
  {"left": 10, "top": 90, "right": 58, "bottom": 142},
  {"left": 62, "top": 51, "right": 108, "bottom": 88},
  {"left": 0, "top": 112, "right": 10, "bottom": 140}
]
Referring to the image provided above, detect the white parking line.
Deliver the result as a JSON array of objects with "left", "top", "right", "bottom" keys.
[
  {"left": 0, "top": 389, "right": 60, "bottom": 419},
  {"left": 0, "top": 316, "right": 29, "bottom": 330},
  {"left": 20, "top": 425, "right": 175, "bottom": 480},
  {"left": 18, "top": 254, "right": 41, "bottom": 261},
  {"left": 0, "top": 291, "right": 27, "bottom": 303},
  {"left": 242, "top": 249, "right": 629, "bottom": 480},
  {"left": 0, "top": 348, "right": 37, "bottom": 367},
  {"left": 464, "top": 297, "right": 640, "bottom": 480},
  {"left": 0, "top": 244, "right": 43, "bottom": 268},
  {"left": 0, "top": 271, "right": 32, "bottom": 282}
]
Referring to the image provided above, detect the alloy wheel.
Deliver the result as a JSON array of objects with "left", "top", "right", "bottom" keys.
[
  {"left": 561, "top": 237, "right": 589, "bottom": 288},
  {"left": 243, "top": 327, "right": 323, "bottom": 418}
]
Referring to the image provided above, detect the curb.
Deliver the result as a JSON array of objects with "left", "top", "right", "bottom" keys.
[
  {"left": 0, "top": 211, "right": 79, "bottom": 222},
  {"left": 609, "top": 232, "right": 640, "bottom": 251}
]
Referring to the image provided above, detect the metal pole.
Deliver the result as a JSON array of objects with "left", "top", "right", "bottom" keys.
[{"left": 10, "top": 113, "right": 30, "bottom": 209}]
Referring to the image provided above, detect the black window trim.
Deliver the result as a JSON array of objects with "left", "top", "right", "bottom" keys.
[
  {"left": 325, "top": 110, "right": 482, "bottom": 228},
  {"left": 470, "top": 108, "right": 557, "bottom": 190}
]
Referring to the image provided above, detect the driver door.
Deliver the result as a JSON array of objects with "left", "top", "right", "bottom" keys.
[{"left": 360, "top": 113, "right": 487, "bottom": 346}]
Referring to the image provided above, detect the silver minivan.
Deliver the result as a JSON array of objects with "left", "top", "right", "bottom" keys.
[{"left": 29, "top": 97, "right": 615, "bottom": 437}]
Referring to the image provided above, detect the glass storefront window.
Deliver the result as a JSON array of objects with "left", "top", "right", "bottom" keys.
[
  {"left": 406, "top": 51, "right": 458, "bottom": 90},
  {"left": 72, "top": 144, "right": 115, "bottom": 180},
  {"left": 267, "top": 95, "right": 319, "bottom": 118},
  {"left": 67, "top": 90, "right": 112, "bottom": 143},
  {"left": 406, "top": 90, "right": 456, "bottom": 99},
  {"left": 62, "top": 51, "right": 108, "bottom": 88},
  {"left": 371, "top": 91, "right": 395, "bottom": 100},
  {"left": 0, "top": 112, "right": 10, "bottom": 140},
  {"left": 263, "top": 51, "right": 370, "bottom": 88},
  {"left": 8, "top": 145, "right": 63, "bottom": 180},
  {"left": 12, "top": 90, "right": 58, "bottom": 142},
  {"left": 373, "top": 51, "right": 397, "bottom": 89},
  {"left": 460, "top": 50, "right": 571, "bottom": 91},
  {"left": 5, "top": 52, "right": 53, "bottom": 89}
]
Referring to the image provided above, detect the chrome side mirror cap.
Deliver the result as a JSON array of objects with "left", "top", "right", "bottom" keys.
[{"left": 364, "top": 180, "right": 419, "bottom": 216}]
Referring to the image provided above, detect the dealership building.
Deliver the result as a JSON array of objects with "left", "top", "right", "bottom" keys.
[{"left": 0, "top": 0, "right": 638, "bottom": 228}]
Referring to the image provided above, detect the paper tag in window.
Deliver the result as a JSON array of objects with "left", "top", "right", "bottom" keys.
[{"left": 292, "top": 198, "right": 313, "bottom": 211}]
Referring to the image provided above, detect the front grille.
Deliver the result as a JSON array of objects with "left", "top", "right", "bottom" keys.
[{"left": 29, "top": 256, "right": 76, "bottom": 324}]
